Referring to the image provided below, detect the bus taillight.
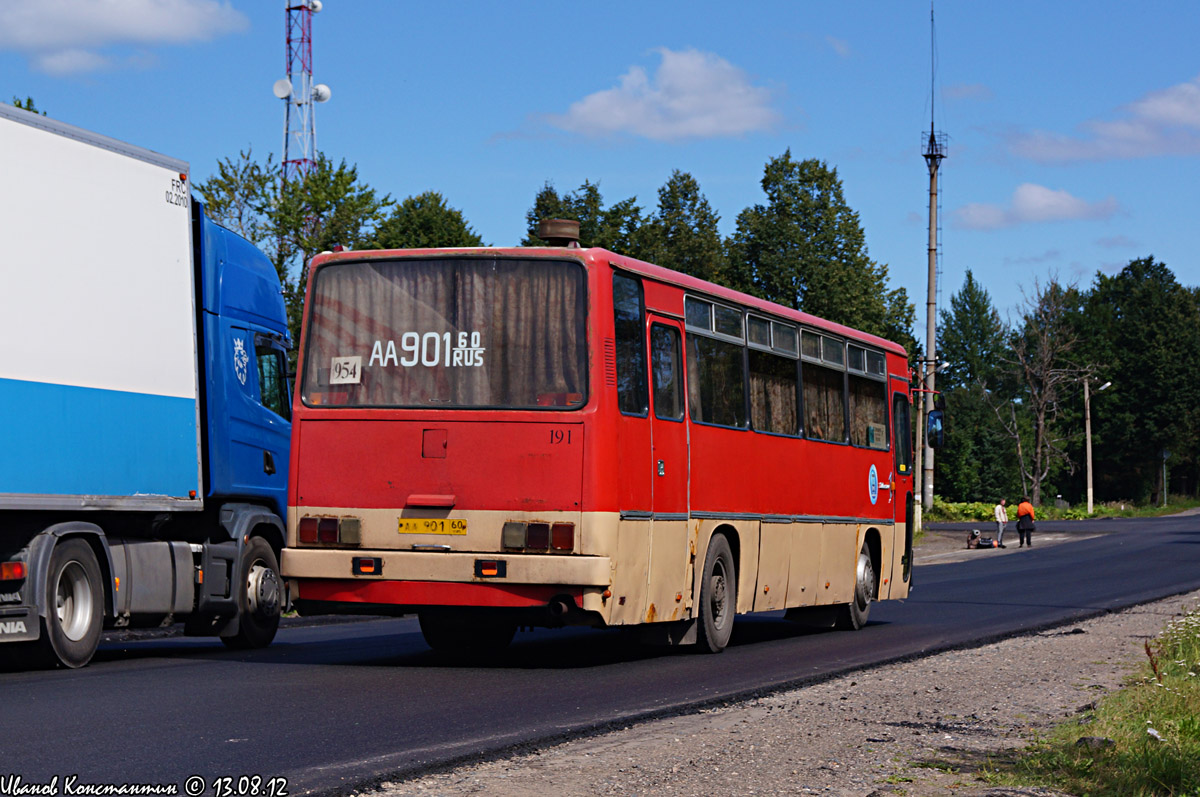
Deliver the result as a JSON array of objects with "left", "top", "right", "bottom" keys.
[
  {"left": 502, "top": 521, "right": 526, "bottom": 550},
  {"left": 298, "top": 517, "right": 319, "bottom": 543},
  {"left": 526, "top": 523, "right": 550, "bottom": 550},
  {"left": 298, "top": 516, "right": 361, "bottom": 546},
  {"left": 500, "top": 521, "right": 575, "bottom": 552},
  {"left": 551, "top": 523, "right": 574, "bottom": 551}
]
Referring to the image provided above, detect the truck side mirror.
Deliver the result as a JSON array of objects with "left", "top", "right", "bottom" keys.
[{"left": 927, "top": 409, "right": 945, "bottom": 449}]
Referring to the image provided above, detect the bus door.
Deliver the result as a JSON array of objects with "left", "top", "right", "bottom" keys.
[
  {"left": 890, "top": 384, "right": 915, "bottom": 591},
  {"left": 645, "top": 316, "right": 691, "bottom": 622}
]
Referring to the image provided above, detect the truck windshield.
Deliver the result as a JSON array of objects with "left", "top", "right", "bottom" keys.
[{"left": 301, "top": 257, "right": 588, "bottom": 409}]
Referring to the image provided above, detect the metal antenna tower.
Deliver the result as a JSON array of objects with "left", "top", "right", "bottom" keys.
[
  {"left": 915, "top": 2, "right": 947, "bottom": 517},
  {"left": 273, "top": 0, "right": 331, "bottom": 182}
]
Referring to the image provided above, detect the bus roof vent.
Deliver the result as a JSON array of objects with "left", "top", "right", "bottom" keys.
[{"left": 537, "top": 218, "right": 581, "bottom": 248}]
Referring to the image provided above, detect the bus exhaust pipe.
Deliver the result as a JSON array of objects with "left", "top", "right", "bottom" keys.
[{"left": 548, "top": 598, "right": 573, "bottom": 618}]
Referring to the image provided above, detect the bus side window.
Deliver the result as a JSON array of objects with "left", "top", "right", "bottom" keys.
[
  {"left": 802, "top": 362, "right": 846, "bottom": 442},
  {"left": 613, "top": 273, "right": 648, "bottom": 416},
  {"left": 687, "top": 335, "right": 747, "bottom": 428},
  {"left": 650, "top": 324, "right": 684, "bottom": 421}
]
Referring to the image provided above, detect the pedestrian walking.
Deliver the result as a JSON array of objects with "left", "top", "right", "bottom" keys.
[
  {"left": 1017, "top": 497, "right": 1036, "bottom": 547},
  {"left": 993, "top": 498, "right": 1009, "bottom": 548}
]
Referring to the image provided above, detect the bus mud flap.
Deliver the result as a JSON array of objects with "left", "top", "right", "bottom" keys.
[{"left": 636, "top": 618, "right": 697, "bottom": 646}]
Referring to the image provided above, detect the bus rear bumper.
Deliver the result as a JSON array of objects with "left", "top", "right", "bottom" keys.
[
  {"left": 291, "top": 578, "right": 583, "bottom": 609},
  {"left": 282, "top": 548, "right": 611, "bottom": 585}
]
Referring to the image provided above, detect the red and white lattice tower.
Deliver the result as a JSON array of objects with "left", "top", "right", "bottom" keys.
[{"left": 273, "top": 0, "right": 330, "bottom": 182}]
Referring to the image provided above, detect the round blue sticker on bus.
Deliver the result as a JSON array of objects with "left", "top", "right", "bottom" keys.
[{"left": 868, "top": 464, "right": 879, "bottom": 505}]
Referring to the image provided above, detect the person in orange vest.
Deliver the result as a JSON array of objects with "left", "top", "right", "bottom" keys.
[{"left": 1016, "top": 498, "right": 1036, "bottom": 548}]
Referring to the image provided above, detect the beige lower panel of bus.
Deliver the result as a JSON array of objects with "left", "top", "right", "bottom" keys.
[
  {"left": 287, "top": 506, "right": 591, "bottom": 553},
  {"left": 884, "top": 521, "right": 910, "bottom": 600},
  {"left": 284, "top": 506, "right": 904, "bottom": 623},
  {"left": 754, "top": 522, "right": 904, "bottom": 612}
]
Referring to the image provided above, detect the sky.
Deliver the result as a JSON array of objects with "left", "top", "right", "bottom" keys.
[{"left": 3, "top": 0, "right": 1199, "bottom": 336}]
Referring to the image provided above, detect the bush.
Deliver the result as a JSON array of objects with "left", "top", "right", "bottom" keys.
[{"left": 925, "top": 497, "right": 995, "bottom": 522}]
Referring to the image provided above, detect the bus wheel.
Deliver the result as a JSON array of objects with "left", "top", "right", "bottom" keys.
[
  {"left": 40, "top": 539, "right": 104, "bottom": 668},
  {"left": 222, "top": 537, "right": 282, "bottom": 650},
  {"left": 697, "top": 534, "right": 736, "bottom": 653},
  {"left": 419, "top": 611, "right": 516, "bottom": 656},
  {"left": 837, "top": 542, "right": 876, "bottom": 631}
]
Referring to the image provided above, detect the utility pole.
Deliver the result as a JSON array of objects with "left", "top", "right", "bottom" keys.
[
  {"left": 919, "top": 4, "right": 946, "bottom": 512},
  {"left": 1084, "top": 379, "right": 1111, "bottom": 515}
]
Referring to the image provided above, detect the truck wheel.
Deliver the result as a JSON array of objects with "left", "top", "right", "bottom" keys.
[
  {"left": 836, "top": 542, "right": 876, "bottom": 631},
  {"left": 40, "top": 539, "right": 104, "bottom": 669},
  {"left": 696, "top": 534, "right": 736, "bottom": 653},
  {"left": 222, "top": 537, "right": 281, "bottom": 650},
  {"left": 418, "top": 611, "right": 516, "bottom": 657}
]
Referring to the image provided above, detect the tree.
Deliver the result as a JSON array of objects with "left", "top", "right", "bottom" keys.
[
  {"left": 934, "top": 271, "right": 1020, "bottom": 502},
  {"left": 522, "top": 181, "right": 645, "bottom": 253},
  {"left": 996, "top": 280, "right": 1087, "bottom": 505},
  {"left": 197, "top": 153, "right": 391, "bottom": 350},
  {"left": 196, "top": 149, "right": 275, "bottom": 245},
  {"left": 726, "top": 151, "right": 915, "bottom": 352},
  {"left": 1082, "top": 258, "right": 1200, "bottom": 502},
  {"left": 269, "top": 155, "right": 392, "bottom": 344},
  {"left": 11, "top": 96, "right": 45, "bottom": 115},
  {"left": 639, "top": 170, "right": 726, "bottom": 283},
  {"left": 370, "top": 191, "right": 483, "bottom": 249}
]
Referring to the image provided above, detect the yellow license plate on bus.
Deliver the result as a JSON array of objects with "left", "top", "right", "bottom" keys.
[{"left": 398, "top": 518, "right": 468, "bottom": 535}]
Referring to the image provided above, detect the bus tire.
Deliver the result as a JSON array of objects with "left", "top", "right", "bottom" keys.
[
  {"left": 39, "top": 539, "right": 104, "bottom": 669},
  {"left": 222, "top": 537, "right": 282, "bottom": 650},
  {"left": 419, "top": 611, "right": 516, "bottom": 656},
  {"left": 696, "top": 534, "right": 736, "bottom": 653},
  {"left": 837, "top": 542, "right": 876, "bottom": 631}
]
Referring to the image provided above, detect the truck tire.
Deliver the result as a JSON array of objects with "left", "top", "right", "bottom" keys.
[
  {"left": 696, "top": 534, "right": 736, "bottom": 653},
  {"left": 222, "top": 537, "right": 281, "bottom": 650},
  {"left": 40, "top": 539, "right": 104, "bottom": 669}
]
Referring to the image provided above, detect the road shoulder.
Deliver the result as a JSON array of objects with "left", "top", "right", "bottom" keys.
[{"left": 369, "top": 588, "right": 1200, "bottom": 797}]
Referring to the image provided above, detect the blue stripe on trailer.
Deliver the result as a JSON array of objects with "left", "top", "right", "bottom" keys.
[{"left": 0, "top": 377, "right": 200, "bottom": 499}]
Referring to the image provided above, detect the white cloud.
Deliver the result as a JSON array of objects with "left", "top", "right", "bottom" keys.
[
  {"left": 35, "top": 49, "right": 114, "bottom": 76},
  {"left": 826, "top": 36, "right": 851, "bottom": 58},
  {"left": 953, "top": 183, "right": 1119, "bottom": 230},
  {"left": 1011, "top": 74, "right": 1200, "bottom": 162},
  {"left": 0, "top": 0, "right": 248, "bottom": 75},
  {"left": 944, "top": 83, "right": 993, "bottom": 102},
  {"left": 546, "top": 48, "right": 780, "bottom": 142},
  {"left": 1003, "top": 249, "right": 1062, "bottom": 266},
  {"left": 1096, "top": 234, "right": 1139, "bottom": 250}
]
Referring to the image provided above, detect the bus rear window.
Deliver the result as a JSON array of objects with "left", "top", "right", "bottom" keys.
[{"left": 301, "top": 257, "right": 587, "bottom": 409}]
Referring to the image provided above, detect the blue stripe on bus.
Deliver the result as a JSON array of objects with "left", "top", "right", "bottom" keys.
[{"left": 0, "top": 377, "right": 200, "bottom": 498}]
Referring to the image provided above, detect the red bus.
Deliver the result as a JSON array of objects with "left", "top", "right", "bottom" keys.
[{"left": 282, "top": 222, "right": 915, "bottom": 653}]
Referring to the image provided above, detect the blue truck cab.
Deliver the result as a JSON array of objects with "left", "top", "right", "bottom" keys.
[{"left": 197, "top": 204, "right": 291, "bottom": 517}]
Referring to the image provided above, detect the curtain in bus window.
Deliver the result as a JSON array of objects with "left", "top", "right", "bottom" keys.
[
  {"left": 749, "top": 349, "right": 798, "bottom": 435},
  {"left": 301, "top": 258, "right": 587, "bottom": 408},
  {"left": 802, "top": 363, "right": 845, "bottom": 442},
  {"left": 687, "top": 335, "right": 746, "bottom": 428},
  {"left": 848, "top": 374, "right": 888, "bottom": 449}
]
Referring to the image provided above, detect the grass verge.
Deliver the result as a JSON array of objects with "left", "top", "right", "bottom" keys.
[{"left": 998, "top": 604, "right": 1200, "bottom": 795}]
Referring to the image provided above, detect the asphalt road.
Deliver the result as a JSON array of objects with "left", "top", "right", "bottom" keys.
[{"left": 3, "top": 513, "right": 1198, "bottom": 796}]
